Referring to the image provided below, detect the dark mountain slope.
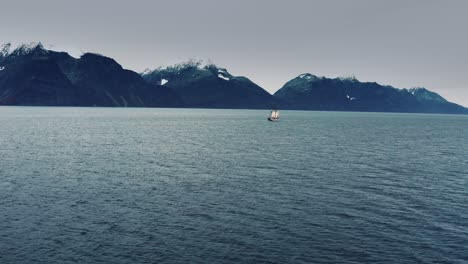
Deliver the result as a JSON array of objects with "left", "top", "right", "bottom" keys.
[
  {"left": 274, "top": 74, "right": 467, "bottom": 114},
  {"left": 142, "top": 61, "right": 276, "bottom": 109},
  {"left": 0, "top": 42, "right": 183, "bottom": 107},
  {"left": 0, "top": 43, "right": 77, "bottom": 105}
]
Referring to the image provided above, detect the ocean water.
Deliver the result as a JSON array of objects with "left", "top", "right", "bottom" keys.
[{"left": 0, "top": 107, "right": 467, "bottom": 264}]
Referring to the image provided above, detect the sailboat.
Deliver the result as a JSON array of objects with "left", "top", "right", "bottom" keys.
[{"left": 268, "top": 109, "right": 280, "bottom": 122}]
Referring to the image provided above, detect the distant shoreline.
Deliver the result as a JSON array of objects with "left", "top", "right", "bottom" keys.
[{"left": 1, "top": 105, "right": 467, "bottom": 115}]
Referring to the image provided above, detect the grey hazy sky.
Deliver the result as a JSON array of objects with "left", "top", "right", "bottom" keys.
[{"left": 1, "top": 0, "right": 467, "bottom": 106}]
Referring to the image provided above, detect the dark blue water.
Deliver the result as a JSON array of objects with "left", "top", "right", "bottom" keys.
[{"left": 0, "top": 107, "right": 467, "bottom": 263}]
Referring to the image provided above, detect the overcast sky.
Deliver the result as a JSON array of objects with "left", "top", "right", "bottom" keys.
[{"left": 1, "top": 0, "right": 467, "bottom": 106}]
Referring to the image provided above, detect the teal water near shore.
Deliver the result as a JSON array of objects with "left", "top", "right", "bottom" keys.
[{"left": 1, "top": 107, "right": 467, "bottom": 263}]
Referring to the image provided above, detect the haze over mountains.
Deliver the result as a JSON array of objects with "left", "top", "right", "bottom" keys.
[{"left": 1, "top": 42, "right": 466, "bottom": 114}]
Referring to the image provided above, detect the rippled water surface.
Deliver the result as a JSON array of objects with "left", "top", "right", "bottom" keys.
[{"left": 1, "top": 107, "right": 467, "bottom": 263}]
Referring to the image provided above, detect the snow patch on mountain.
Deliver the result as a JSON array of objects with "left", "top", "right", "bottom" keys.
[
  {"left": 0, "top": 66, "right": 4, "bottom": 71},
  {"left": 161, "top": 79, "right": 169, "bottom": 85},
  {"left": 299, "top": 74, "right": 312, "bottom": 80},
  {"left": 346, "top": 95, "right": 356, "bottom": 100},
  {"left": 218, "top": 74, "right": 229, "bottom": 81},
  {"left": 217, "top": 68, "right": 231, "bottom": 81},
  {"left": 141, "top": 68, "right": 153, "bottom": 75}
]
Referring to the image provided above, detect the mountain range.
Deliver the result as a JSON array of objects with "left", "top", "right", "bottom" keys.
[
  {"left": 141, "top": 61, "right": 276, "bottom": 109},
  {"left": 0, "top": 43, "right": 182, "bottom": 107},
  {"left": 1, "top": 42, "right": 466, "bottom": 114},
  {"left": 275, "top": 74, "right": 467, "bottom": 114}
]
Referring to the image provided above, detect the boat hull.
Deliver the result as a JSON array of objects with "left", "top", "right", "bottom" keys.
[{"left": 268, "top": 117, "right": 279, "bottom": 122}]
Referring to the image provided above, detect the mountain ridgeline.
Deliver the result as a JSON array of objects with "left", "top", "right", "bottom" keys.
[{"left": 0, "top": 42, "right": 466, "bottom": 114}]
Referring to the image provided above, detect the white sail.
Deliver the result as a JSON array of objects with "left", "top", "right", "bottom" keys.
[{"left": 270, "top": 110, "right": 279, "bottom": 119}]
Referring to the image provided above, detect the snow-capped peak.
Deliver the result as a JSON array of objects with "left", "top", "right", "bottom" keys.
[
  {"left": 0, "top": 43, "right": 11, "bottom": 57},
  {"left": 145, "top": 59, "right": 232, "bottom": 80},
  {"left": 338, "top": 75, "right": 358, "bottom": 82},
  {"left": 155, "top": 59, "right": 215, "bottom": 73},
  {"left": 2, "top": 42, "right": 49, "bottom": 57},
  {"left": 298, "top": 73, "right": 319, "bottom": 81}
]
